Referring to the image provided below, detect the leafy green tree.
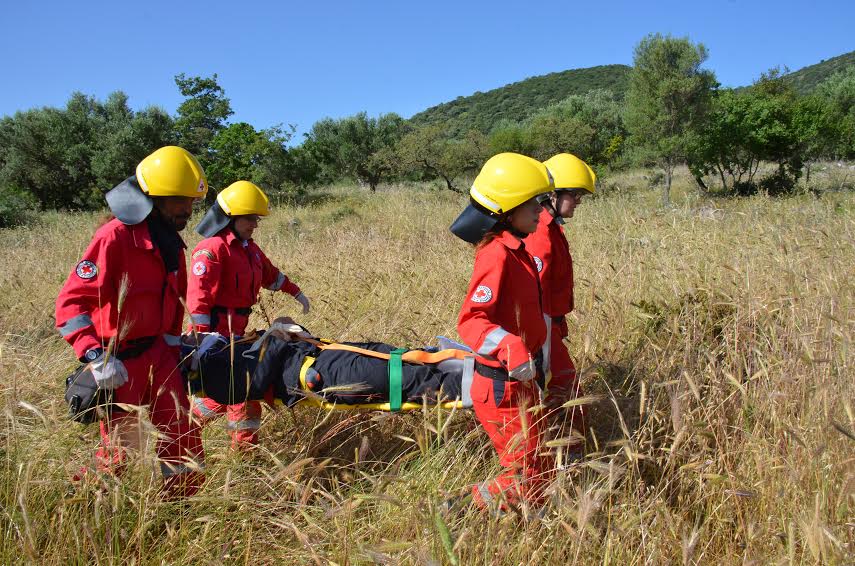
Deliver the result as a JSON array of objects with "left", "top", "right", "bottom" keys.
[
  {"left": 687, "top": 89, "right": 761, "bottom": 193},
  {"left": 305, "top": 112, "right": 406, "bottom": 191},
  {"left": 0, "top": 93, "right": 100, "bottom": 209},
  {"left": 205, "top": 121, "right": 295, "bottom": 191},
  {"left": 91, "top": 92, "right": 175, "bottom": 190},
  {"left": 0, "top": 91, "right": 173, "bottom": 211},
  {"left": 525, "top": 89, "right": 626, "bottom": 165},
  {"left": 395, "top": 125, "right": 487, "bottom": 192},
  {"left": 748, "top": 69, "right": 805, "bottom": 193},
  {"left": 625, "top": 33, "right": 717, "bottom": 205},
  {"left": 689, "top": 70, "right": 819, "bottom": 195},
  {"left": 814, "top": 67, "right": 855, "bottom": 159},
  {"left": 173, "top": 74, "right": 233, "bottom": 160}
]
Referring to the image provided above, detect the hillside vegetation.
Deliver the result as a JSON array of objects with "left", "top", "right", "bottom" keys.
[
  {"left": 783, "top": 49, "right": 855, "bottom": 94},
  {"left": 1, "top": 170, "right": 853, "bottom": 564},
  {"left": 409, "top": 64, "right": 631, "bottom": 136}
]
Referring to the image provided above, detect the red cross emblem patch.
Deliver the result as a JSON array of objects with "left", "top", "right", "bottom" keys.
[
  {"left": 75, "top": 260, "right": 98, "bottom": 280},
  {"left": 471, "top": 285, "right": 493, "bottom": 303}
]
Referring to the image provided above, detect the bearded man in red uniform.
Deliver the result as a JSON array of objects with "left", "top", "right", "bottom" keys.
[{"left": 56, "top": 146, "right": 208, "bottom": 497}]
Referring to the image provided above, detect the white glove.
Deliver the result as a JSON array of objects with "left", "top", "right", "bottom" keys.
[
  {"left": 90, "top": 354, "right": 129, "bottom": 390},
  {"left": 507, "top": 359, "right": 537, "bottom": 382},
  {"left": 190, "top": 333, "right": 227, "bottom": 371},
  {"left": 294, "top": 292, "right": 311, "bottom": 315},
  {"left": 269, "top": 322, "right": 312, "bottom": 341}
]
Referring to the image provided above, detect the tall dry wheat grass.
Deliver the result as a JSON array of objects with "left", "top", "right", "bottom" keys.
[{"left": 0, "top": 170, "right": 852, "bottom": 564}]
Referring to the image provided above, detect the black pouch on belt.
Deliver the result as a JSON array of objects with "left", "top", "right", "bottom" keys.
[{"left": 64, "top": 365, "right": 113, "bottom": 424}]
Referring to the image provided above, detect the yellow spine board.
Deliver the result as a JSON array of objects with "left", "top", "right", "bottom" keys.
[{"left": 297, "top": 353, "right": 464, "bottom": 411}]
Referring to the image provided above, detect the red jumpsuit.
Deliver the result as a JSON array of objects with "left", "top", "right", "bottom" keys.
[
  {"left": 457, "top": 231, "right": 553, "bottom": 508},
  {"left": 186, "top": 228, "right": 301, "bottom": 449},
  {"left": 525, "top": 208, "right": 585, "bottom": 443},
  {"left": 56, "top": 218, "right": 204, "bottom": 497}
]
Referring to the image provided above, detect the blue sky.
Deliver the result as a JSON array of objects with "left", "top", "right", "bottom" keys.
[{"left": 1, "top": 0, "right": 853, "bottom": 139}]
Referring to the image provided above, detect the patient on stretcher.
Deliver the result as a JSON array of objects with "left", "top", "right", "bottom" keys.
[{"left": 184, "top": 323, "right": 475, "bottom": 410}]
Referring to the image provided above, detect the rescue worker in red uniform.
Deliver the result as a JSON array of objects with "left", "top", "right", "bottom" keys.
[
  {"left": 56, "top": 146, "right": 208, "bottom": 497},
  {"left": 187, "top": 180, "right": 310, "bottom": 449},
  {"left": 526, "top": 153, "right": 596, "bottom": 455},
  {"left": 450, "top": 152, "right": 555, "bottom": 512}
]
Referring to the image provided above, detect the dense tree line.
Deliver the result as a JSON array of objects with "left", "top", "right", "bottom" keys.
[{"left": 1, "top": 36, "right": 854, "bottom": 226}]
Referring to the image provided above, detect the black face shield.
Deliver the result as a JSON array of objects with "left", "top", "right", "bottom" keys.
[
  {"left": 105, "top": 177, "right": 153, "bottom": 225},
  {"left": 195, "top": 201, "right": 231, "bottom": 237},
  {"left": 449, "top": 201, "right": 501, "bottom": 244}
]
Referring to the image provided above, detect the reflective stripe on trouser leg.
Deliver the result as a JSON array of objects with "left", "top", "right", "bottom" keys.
[
  {"left": 192, "top": 396, "right": 224, "bottom": 422},
  {"left": 226, "top": 400, "right": 262, "bottom": 448},
  {"left": 226, "top": 419, "right": 261, "bottom": 431}
]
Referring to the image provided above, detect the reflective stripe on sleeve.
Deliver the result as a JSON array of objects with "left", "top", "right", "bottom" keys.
[
  {"left": 266, "top": 272, "right": 285, "bottom": 291},
  {"left": 477, "top": 327, "right": 510, "bottom": 355},
  {"left": 163, "top": 334, "right": 181, "bottom": 346},
  {"left": 191, "top": 313, "right": 211, "bottom": 326},
  {"left": 227, "top": 419, "right": 261, "bottom": 431},
  {"left": 477, "top": 482, "right": 493, "bottom": 504},
  {"left": 58, "top": 314, "right": 94, "bottom": 337}
]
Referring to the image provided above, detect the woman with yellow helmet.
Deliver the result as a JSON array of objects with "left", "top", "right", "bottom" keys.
[
  {"left": 451, "top": 152, "right": 556, "bottom": 512},
  {"left": 187, "top": 180, "right": 310, "bottom": 450},
  {"left": 525, "top": 153, "right": 596, "bottom": 458}
]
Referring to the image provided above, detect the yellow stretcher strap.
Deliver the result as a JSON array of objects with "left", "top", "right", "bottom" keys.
[
  {"left": 298, "top": 355, "right": 316, "bottom": 391},
  {"left": 296, "top": 351, "right": 465, "bottom": 412}
]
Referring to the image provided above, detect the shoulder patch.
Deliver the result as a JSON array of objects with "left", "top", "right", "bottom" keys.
[
  {"left": 192, "top": 261, "right": 207, "bottom": 276},
  {"left": 533, "top": 256, "right": 543, "bottom": 273},
  {"left": 75, "top": 260, "right": 98, "bottom": 280},
  {"left": 471, "top": 285, "right": 493, "bottom": 303},
  {"left": 192, "top": 248, "right": 215, "bottom": 261}
]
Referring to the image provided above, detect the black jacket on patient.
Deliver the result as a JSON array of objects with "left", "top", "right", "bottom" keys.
[{"left": 190, "top": 335, "right": 466, "bottom": 407}]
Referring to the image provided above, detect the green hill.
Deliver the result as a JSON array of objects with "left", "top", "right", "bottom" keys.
[
  {"left": 782, "top": 49, "right": 855, "bottom": 94},
  {"left": 409, "top": 50, "right": 855, "bottom": 137},
  {"left": 409, "top": 64, "right": 631, "bottom": 136}
]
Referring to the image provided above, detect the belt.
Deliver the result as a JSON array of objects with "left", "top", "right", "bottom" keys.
[
  {"left": 211, "top": 305, "right": 252, "bottom": 316},
  {"left": 117, "top": 336, "right": 157, "bottom": 360},
  {"left": 210, "top": 305, "right": 252, "bottom": 332},
  {"left": 474, "top": 351, "right": 545, "bottom": 383},
  {"left": 474, "top": 360, "right": 512, "bottom": 382}
]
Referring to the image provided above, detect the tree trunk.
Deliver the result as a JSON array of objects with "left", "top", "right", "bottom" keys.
[
  {"left": 663, "top": 163, "right": 672, "bottom": 207},
  {"left": 441, "top": 173, "right": 460, "bottom": 193}
]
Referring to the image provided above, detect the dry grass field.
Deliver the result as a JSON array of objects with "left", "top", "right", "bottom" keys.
[{"left": 1, "top": 168, "right": 853, "bottom": 564}]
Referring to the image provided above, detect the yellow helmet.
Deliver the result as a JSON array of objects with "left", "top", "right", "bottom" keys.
[
  {"left": 543, "top": 153, "right": 596, "bottom": 193},
  {"left": 217, "top": 181, "right": 270, "bottom": 217},
  {"left": 470, "top": 152, "right": 555, "bottom": 214},
  {"left": 135, "top": 146, "right": 208, "bottom": 198},
  {"left": 196, "top": 180, "right": 271, "bottom": 237},
  {"left": 450, "top": 153, "right": 554, "bottom": 243}
]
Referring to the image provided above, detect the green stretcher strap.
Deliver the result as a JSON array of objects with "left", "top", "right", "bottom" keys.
[{"left": 389, "top": 348, "right": 406, "bottom": 412}]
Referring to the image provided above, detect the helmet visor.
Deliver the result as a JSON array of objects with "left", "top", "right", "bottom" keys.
[{"left": 450, "top": 203, "right": 499, "bottom": 244}]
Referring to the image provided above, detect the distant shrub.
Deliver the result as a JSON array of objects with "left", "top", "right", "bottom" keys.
[{"left": 0, "top": 185, "right": 39, "bottom": 228}]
